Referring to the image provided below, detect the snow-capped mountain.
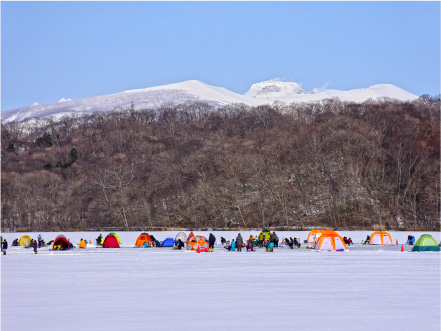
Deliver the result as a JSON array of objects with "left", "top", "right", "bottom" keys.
[{"left": 1, "top": 79, "right": 418, "bottom": 123}]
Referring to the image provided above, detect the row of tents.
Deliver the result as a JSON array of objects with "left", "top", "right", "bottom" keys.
[
  {"left": 11, "top": 231, "right": 441, "bottom": 252},
  {"left": 306, "top": 230, "right": 440, "bottom": 251},
  {"left": 135, "top": 232, "right": 207, "bottom": 251}
]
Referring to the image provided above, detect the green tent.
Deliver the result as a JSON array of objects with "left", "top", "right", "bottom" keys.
[{"left": 412, "top": 234, "right": 440, "bottom": 252}]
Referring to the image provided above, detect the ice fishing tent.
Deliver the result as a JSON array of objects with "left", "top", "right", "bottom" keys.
[
  {"left": 412, "top": 235, "right": 440, "bottom": 252},
  {"left": 175, "top": 232, "right": 187, "bottom": 243},
  {"left": 103, "top": 234, "right": 120, "bottom": 248},
  {"left": 369, "top": 231, "right": 393, "bottom": 245},
  {"left": 315, "top": 230, "right": 347, "bottom": 251},
  {"left": 109, "top": 232, "right": 121, "bottom": 244},
  {"left": 52, "top": 234, "right": 70, "bottom": 250},
  {"left": 135, "top": 233, "right": 153, "bottom": 247},
  {"left": 18, "top": 234, "right": 32, "bottom": 246},
  {"left": 306, "top": 230, "right": 325, "bottom": 243},
  {"left": 161, "top": 238, "right": 175, "bottom": 247},
  {"left": 259, "top": 229, "right": 272, "bottom": 241},
  {"left": 186, "top": 235, "right": 209, "bottom": 251}
]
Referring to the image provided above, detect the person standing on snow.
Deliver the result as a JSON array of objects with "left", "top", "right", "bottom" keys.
[
  {"left": 288, "top": 237, "right": 294, "bottom": 249},
  {"left": 38, "top": 234, "right": 43, "bottom": 248},
  {"left": 258, "top": 233, "right": 264, "bottom": 247},
  {"left": 273, "top": 232, "right": 279, "bottom": 247},
  {"left": 236, "top": 233, "right": 243, "bottom": 252},
  {"left": 33, "top": 240, "right": 38, "bottom": 254},
  {"left": 269, "top": 231, "right": 274, "bottom": 244},
  {"left": 230, "top": 239, "right": 236, "bottom": 251},
  {"left": 247, "top": 236, "right": 254, "bottom": 251},
  {"left": 2, "top": 239, "right": 8, "bottom": 255},
  {"left": 208, "top": 233, "right": 216, "bottom": 251}
]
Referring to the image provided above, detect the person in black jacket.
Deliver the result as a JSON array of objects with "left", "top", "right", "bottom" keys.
[
  {"left": 220, "top": 237, "right": 226, "bottom": 245},
  {"left": 96, "top": 234, "right": 102, "bottom": 246},
  {"left": 273, "top": 232, "right": 279, "bottom": 247},
  {"left": 176, "top": 239, "right": 185, "bottom": 250},
  {"left": 208, "top": 233, "right": 216, "bottom": 251},
  {"left": 2, "top": 239, "right": 8, "bottom": 255}
]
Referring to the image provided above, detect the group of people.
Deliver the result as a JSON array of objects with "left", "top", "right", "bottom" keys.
[
  {"left": 222, "top": 233, "right": 255, "bottom": 252},
  {"left": 257, "top": 232, "right": 279, "bottom": 248},
  {"left": 284, "top": 237, "right": 301, "bottom": 249},
  {"left": 343, "top": 237, "right": 353, "bottom": 246},
  {"left": 221, "top": 233, "right": 278, "bottom": 252}
]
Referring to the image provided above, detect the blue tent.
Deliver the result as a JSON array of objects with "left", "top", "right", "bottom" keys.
[{"left": 161, "top": 238, "right": 175, "bottom": 247}]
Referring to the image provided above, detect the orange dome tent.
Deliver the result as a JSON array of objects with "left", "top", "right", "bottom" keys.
[
  {"left": 369, "top": 231, "right": 393, "bottom": 245},
  {"left": 314, "top": 229, "right": 347, "bottom": 251},
  {"left": 186, "top": 235, "right": 209, "bottom": 251},
  {"left": 306, "top": 229, "right": 325, "bottom": 243},
  {"left": 135, "top": 233, "right": 153, "bottom": 247}
]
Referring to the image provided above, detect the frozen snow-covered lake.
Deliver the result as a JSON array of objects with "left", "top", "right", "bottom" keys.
[{"left": 2, "top": 231, "right": 440, "bottom": 330}]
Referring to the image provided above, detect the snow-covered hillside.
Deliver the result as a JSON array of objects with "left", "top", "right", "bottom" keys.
[{"left": 1, "top": 79, "right": 419, "bottom": 123}]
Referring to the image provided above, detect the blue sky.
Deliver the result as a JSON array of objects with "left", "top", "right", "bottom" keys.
[{"left": 1, "top": 1, "right": 440, "bottom": 110}]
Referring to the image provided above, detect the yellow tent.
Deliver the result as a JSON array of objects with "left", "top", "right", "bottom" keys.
[{"left": 18, "top": 234, "right": 33, "bottom": 246}]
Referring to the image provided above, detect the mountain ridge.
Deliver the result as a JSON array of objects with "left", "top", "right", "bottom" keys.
[{"left": 1, "top": 79, "right": 419, "bottom": 123}]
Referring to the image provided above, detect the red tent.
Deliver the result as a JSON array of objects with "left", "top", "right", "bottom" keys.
[
  {"left": 52, "top": 234, "right": 70, "bottom": 250},
  {"left": 103, "top": 234, "right": 120, "bottom": 248}
]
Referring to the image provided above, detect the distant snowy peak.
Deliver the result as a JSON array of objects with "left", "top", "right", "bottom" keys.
[
  {"left": 58, "top": 98, "right": 72, "bottom": 103},
  {"left": 245, "top": 79, "right": 306, "bottom": 99}
]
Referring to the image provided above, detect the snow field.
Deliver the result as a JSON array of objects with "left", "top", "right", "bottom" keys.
[{"left": 1, "top": 231, "right": 440, "bottom": 330}]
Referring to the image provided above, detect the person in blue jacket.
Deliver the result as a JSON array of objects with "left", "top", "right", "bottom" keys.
[
  {"left": 2, "top": 239, "right": 8, "bottom": 255},
  {"left": 230, "top": 239, "right": 236, "bottom": 251},
  {"left": 266, "top": 241, "right": 274, "bottom": 252},
  {"left": 33, "top": 240, "right": 38, "bottom": 254}
]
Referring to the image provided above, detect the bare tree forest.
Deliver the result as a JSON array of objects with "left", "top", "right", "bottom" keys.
[{"left": 1, "top": 96, "right": 440, "bottom": 231}]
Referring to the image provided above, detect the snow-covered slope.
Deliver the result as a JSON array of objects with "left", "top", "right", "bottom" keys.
[
  {"left": 1, "top": 79, "right": 419, "bottom": 123},
  {"left": 1, "top": 80, "right": 252, "bottom": 123}
]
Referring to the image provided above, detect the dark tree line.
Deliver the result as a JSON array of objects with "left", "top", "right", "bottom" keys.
[{"left": 1, "top": 96, "right": 439, "bottom": 231}]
